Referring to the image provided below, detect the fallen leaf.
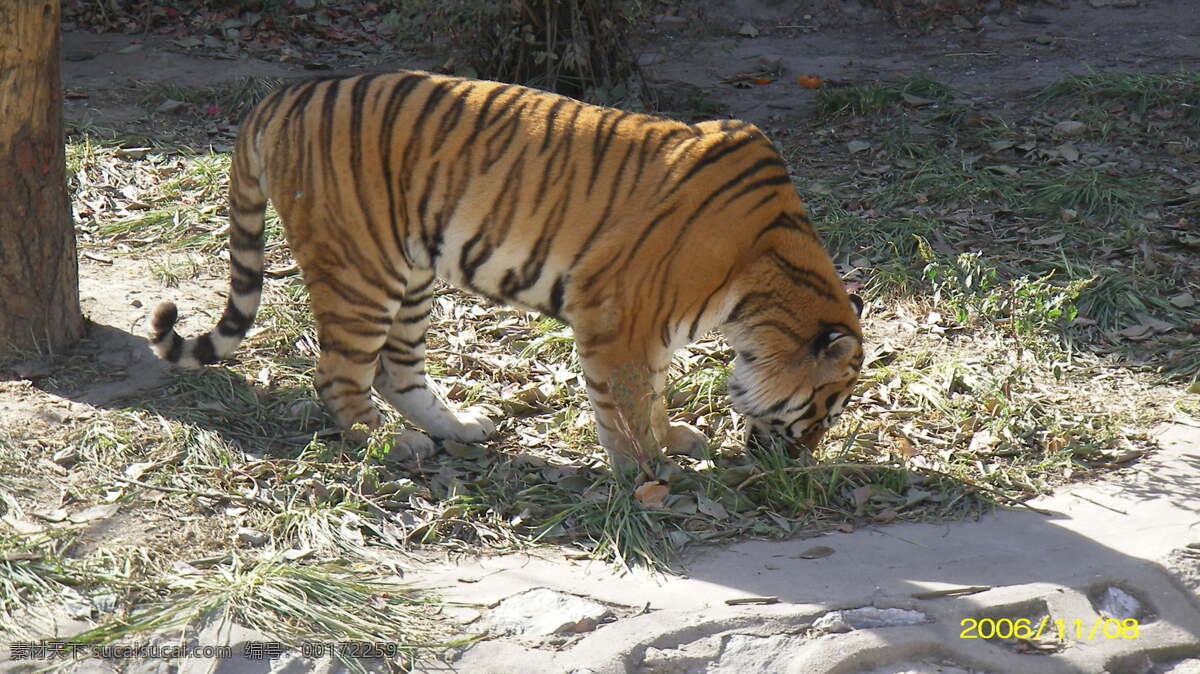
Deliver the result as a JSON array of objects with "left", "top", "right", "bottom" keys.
[
  {"left": 1136, "top": 314, "right": 1176, "bottom": 334},
  {"left": 124, "top": 462, "right": 153, "bottom": 480},
  {"left": 725, "top": 596, "right": 778, "bottom": 605},
  {"left": 796, "top": 74, "right": 823, "bottom": 88},
  {"left": 443, "top": 440, "right": 488, "bottom": 460},
  {"left": 901, "top": 92, "right": 935, "bottom": 107},
  {"left": 33, "top": 509, "right": 68, "bottom": 523},
  {"left": 1169, "top": 293, "right": 1196, "bottom": 309},
  {"left": 68, "top": 504, "right": 120, "bottom": 524},
  {"left": 847, "top": 140, "right": 871, "bottom": 154},
  {"left": 634, "top": 481, "right": 669, "bottom": 509},
  {"left": 696, "top": 494, "right": 729, "bottom": 520},
  {"left": 793, "top": 545, "right": 835, "bottom": 559},
  {"left": 895, "top": 437, "right": 918, "bottom": 458},
  {"left": 1030, "top": 233, "right": 1066, "bottom": 246},
  {"left": 737, "top": 22, "right": 759, "bottom": 37},
  {"left": 874, "top": 508, "right": 898, "bottom": 523},
  {"left": 1116, "top": 324, "right": 1155, "bottom": 341}
]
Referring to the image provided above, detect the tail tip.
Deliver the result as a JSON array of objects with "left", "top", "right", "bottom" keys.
[{"left": 150, "top": 302, "right": 180, "bottom": 343}]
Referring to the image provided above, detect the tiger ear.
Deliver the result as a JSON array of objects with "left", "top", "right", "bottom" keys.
[
  {"left": 825, "top": 332, "right": 858, "bottom": 362},
  {"left": 813, "top": 330, "right": 857, "bottom": 362},
  {"left": 848, "top": 293, "right": 863, "bottom": 318}
]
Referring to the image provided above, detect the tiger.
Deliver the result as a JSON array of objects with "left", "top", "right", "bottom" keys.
[{"left": 149, "top": 69, "right": 864, "bottom": 467}]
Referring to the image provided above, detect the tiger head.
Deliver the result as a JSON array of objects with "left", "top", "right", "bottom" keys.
[{"left": 723, "top": 254, "right": 864, "bottom": 456}]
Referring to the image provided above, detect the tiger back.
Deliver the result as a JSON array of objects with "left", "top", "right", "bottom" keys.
[{"left": 149, "top": 70, "right": 864, "bottom": 465}]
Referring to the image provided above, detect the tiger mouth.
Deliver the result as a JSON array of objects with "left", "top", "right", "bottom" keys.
[{"left": 745, "top": 421, "right": 826, "bottom": 459}]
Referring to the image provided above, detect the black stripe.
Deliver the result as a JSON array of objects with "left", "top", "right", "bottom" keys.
[
  {"left": 164, "top": 332, "right": 184, "bottom": 362},
  {"left": 217, "top": 299, "right": 251, "bottom": 336},
  {"left": 675, "top": 133, "right": 758, "bottom": 187},
  {"left": 720, "top": 174, "right": 792, "bottom": 210},
  {"left": 192, "top": 334, "right": 216, "bottom": 364},
  {"left": 682, "top": 157, "right": 785, "bottom": 226},
  {"left": 768, "top": 251, "right": 837, "bottom": 301},
  {"left": 753, "top": 211, "right": 817, "bottom": 245},
  {"left": 540, "top": 98, "right": 570, "bottom": 152}
]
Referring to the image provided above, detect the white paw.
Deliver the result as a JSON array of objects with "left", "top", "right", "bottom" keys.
[
  {"left": 665, "top": 422, "right": 709, "bottom": 458},
  {"left": 447, "top": 408, "right": 495, "bottom": 443},
  {"left": 387, "top": 429, "right": 438, "bottom": 461}
]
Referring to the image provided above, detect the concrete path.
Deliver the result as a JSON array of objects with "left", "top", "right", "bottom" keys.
[{"left": 417, "top": 423, "right": 1200, "bottom": 673}]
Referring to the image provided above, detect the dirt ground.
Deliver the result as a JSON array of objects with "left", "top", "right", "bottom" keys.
[{"left": 30, "top": 0, "right": 1194, "bottom": 421}]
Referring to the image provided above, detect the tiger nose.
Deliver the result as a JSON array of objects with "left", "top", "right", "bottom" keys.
[{"left": 792, "top": 425, "right": 828, "bottom": 458}]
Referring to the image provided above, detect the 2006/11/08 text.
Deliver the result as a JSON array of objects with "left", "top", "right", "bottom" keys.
[
  {"left": 9, "top": 641, "right": 404, "bottom": 661},
  {"left": 960, "top": 617, "right": 1140, "bottom": 641}
]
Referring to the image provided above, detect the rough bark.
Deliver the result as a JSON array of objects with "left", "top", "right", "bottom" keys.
[{"left": 0, "top": 0, "right": 84, "bottom": 354}]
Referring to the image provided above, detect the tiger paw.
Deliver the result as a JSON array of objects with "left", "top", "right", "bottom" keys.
[
  {"left": 386, "top": 429, "right": 438, "bottom": 462},
  {"left": 445, "top": 408, "right": 496, "bottom": 443},
  {"left": 665, "top": 422, "right": 709, "bottom": 458}
]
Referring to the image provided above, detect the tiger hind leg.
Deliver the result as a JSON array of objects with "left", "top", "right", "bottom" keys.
[
  {"left": 306, "top": 278, "right": 399, "bottom": 443},
  {"left": 373, "top": 270, "right": 495, "bottom": 443}
]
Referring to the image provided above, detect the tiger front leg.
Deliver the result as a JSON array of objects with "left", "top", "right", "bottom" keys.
[
  {"left": 576, "top": 340, "right": 672, "bottom": 471},
  {"left": 647, "top": 368, "right": 711, "bottom": 459},
  {"left": 373, "top": 272, "right": 495, "bottom": 444}
]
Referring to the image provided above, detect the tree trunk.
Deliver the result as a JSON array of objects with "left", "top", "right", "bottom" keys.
[{"left": 0, "top": 0, "right": 84, "bottom": 354}]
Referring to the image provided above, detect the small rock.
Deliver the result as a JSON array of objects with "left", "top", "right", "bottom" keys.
[
  {"left": 235, "top": 527, "right": 268, "bottom": 547},
  {"left": 485, "top": 588, "right": 610, "bottom": 637},
  {"left": 156, "top": 99, "right": 190, "bottom": 115},
  {"left": 738, "top": 21, "right": 759, "bottom": 37},
  {"left": 952, "top": 14, "right": 973, "bottom": 29},
  {"left": 813, "top": 611, "right": 853, "bottom": 633},
  {"left": 814, "top": 606, "right": 929, "bottom": 632},
  {"left": 758, "top": 54, "right": 784, "bottom": 71},
  {"left": 1054, "top": 120, "right": 1087, "bottom": 136},
  {"left": 92, "top": 593, "right": 120, "bottom": 614},
  {"left": 842, "top": 606, "right": 929, "bottom": 628},
  {"left": 1096, "top": 586, "right": 1141, "bottom": 620},
  {"left": 52, "top": 447, "right": 79, "bottom": 466},
  {"left": 1034, "top": 34, "right": 1054, "bottom": 45}
]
